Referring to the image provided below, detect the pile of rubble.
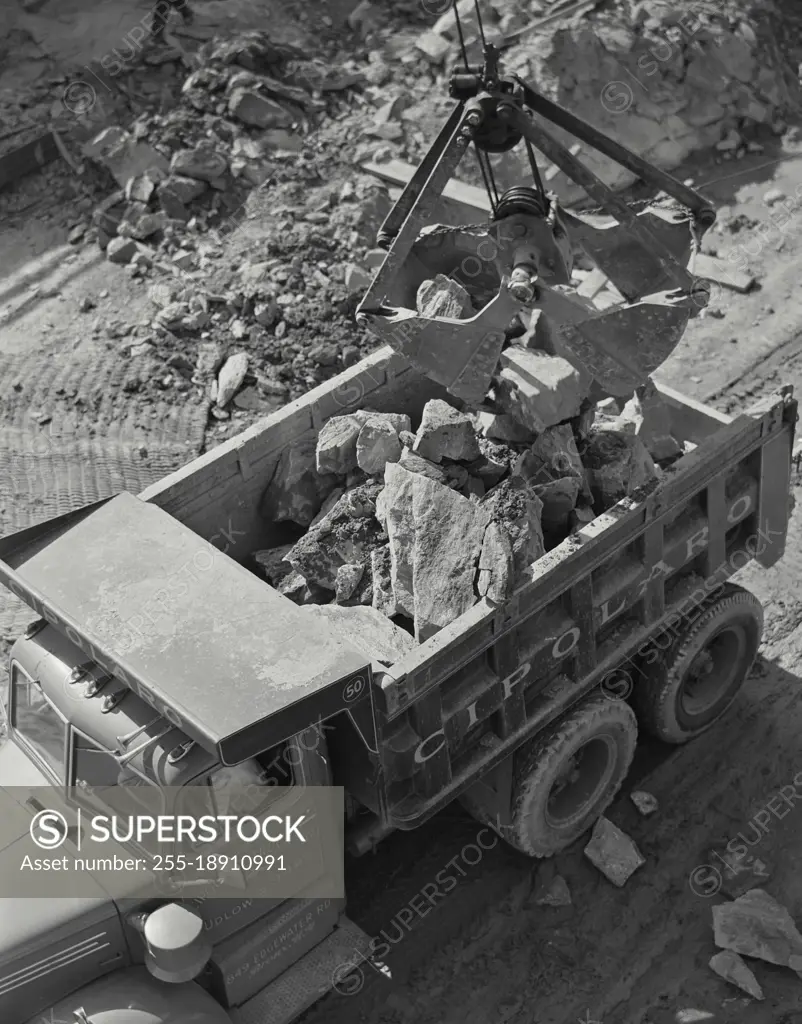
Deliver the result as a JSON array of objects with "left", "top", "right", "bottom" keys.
[
  {"left": 253, "top": 372, "right": 685, "bottom": 644},
  {"left": 405, "top": 0, "right": 800, "bottom": 203}
]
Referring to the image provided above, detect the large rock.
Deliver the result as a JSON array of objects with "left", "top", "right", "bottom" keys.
[
  {"left": 286, "top": 482, "right": 384, "bottom": 590},
  {"left": 260, "top": 439, "right": 338, "bottom": 527},
  {"left": 477, "top": 522, "right": 515, "bottom": 604},
  {"left": 614, "top": 378, "right": 682, "bottom": 461},
  {"left": 277, "top": 570, "right": 328, "bottom": 605},
  {"left": 582, "top": 427, "right": 658, "bottom": 510},
  {"left": 526, "top": 423, "right": 587, "bottom": 483},
  {"left": 583, "top": 817, "right": 645, "bottom": 887},
  {"left": 416, "top": 274, "right": 474, "bottom": 319},
  {"left": 316, "top": 416, "right": 362, "bottom": 476},
  {"left": 413, "top": 399, "right": 481, "bottom": 463},
  {"left": 481, "top": 477, "right": 545, "bottom": 575},
  {"left": 371, "top": 544, "right": 397, "bottom": 617},
  {"left": 356, "top": 419, "right": 402, "bottom": 475},
  {"left": 228, "top": 87, "right": 294, "bottom": 128},
  {"left": 495, "top": 348, "right": 593, "bottom": 434},
  {"left": 709, "top": 951, "right": 764, "bottom": 1001},
  {"left": 83, "top": 126, "right": 169, "bottom": 189},
  {"left": 353, "top": 410, "right": 412, "bottom": 434},
  {"left": 473, "top": 409, "right": 536, "bottom": 445},
  {"left": 376, "top": 463, "right": 418, "bottom": 618},
  {"left": 713, "top": 890, "right": 802, "bottom": 972},
  {"left": 216, "top": 352, "right": 249, "bottom": 408},
  {"left": 252, "top": 544, "right": 293, "bottom": 585},
  {"left": 303, "top": 604, "right": 416, "bottom": 666},
  {"left": 170, "top": 147, "right": 228, "bottom": 183},
  {"left": 412, "top": 476, "right": 491, "bottom": 642},
  {"left": 398, "top": 447, "right": 449, "bottom": 484}
]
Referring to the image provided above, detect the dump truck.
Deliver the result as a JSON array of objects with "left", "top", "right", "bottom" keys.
[{"left": 0, "top": 344, "right": 797, "bottom": 1024}]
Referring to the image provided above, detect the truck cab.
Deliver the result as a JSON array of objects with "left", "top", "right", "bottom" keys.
[{"left": 0, "top": 494, "right": 375, "bottom": 1024}]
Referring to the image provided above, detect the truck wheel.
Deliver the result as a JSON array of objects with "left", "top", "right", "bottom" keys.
[
  {"left": 633, "top": 583, "right": 763, "bottom": 744},
  {"left": 507, "top": 693, "right": 638, "bottom": 858}
]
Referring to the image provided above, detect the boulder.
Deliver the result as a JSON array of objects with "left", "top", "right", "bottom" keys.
[
  {"left": 286, "top": 482, "right": 384, "bottom": 590},
  {"left": 276, "top": 570, "right": 328, "bottom": 605},
  {"left": 477, "top": 522, "right": 515, "bottom": 603},
  {"left": 582, "top": 427, "right": 658, "bottom": 510},
  {"left": 371, "top": 545, "right": 397, "bottom": 618},
  {"left": 229, "top": 87, "right": 294, "bottom": 128},
  {"left": 495, "top": 347, "right": 593, "bottom": 434},
  {"left": 413, "top": 399, "right": 481, "bottom": 463},
  {"left": 473, "top": 409, "right": 536, "bottom": 444},
  {"left": 713, "top": 889, "right": 802, "bottom": 972},
  {"left": 316, "top": 415, "right": 362, "bottom": 475},
  {"left": 260, "top": 439, "right": 338, "bottom": 528},
  {"left": 709, "top": 951, "right": 764, "bottom": 1001},
  {"left": 416, "top": 274, "right": 474, "bottom": 318},
  {"left": 583, "top": 817, "right": 645, "bottom": 887},
  {"left": 353, "top": 410, "right": 412, "bottom": 434},
  {"left": 335, "top": 562, "right": 365, "bottom": 603},
  {"left": 481, "top": 477, "right": 545, "bottom": 575},
  {"left": 614, "top": 378, "right": 682, "bottom": 461},
  {"left": 216, "top": 352, "right": 249, "bottom": 408},
  {"left": 170, "top": 147, "right": 228, "bottom": 182},
  {"left": 376, "top": 463, "right": 418, "bottom": 618},
  {"left": 412, "top": 476, "right": 491, "bottom": 642},
  {"left": 356, "top": 419, "right": 403, "bottom": 475},
  {"left": 252, "top": 544, "right": 293, "bottom": 585},
  {"left": 398, "top": 447, "right": 449, "bottom": 484}
]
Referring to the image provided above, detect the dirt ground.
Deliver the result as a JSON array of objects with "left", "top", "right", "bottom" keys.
[{"left": 4, "top": 1, "right": 802, "bottom": 1023}]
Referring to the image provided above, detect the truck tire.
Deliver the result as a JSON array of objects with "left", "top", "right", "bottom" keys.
[
  {"left": 633, "top": 583, "right": 763, "bottom": 744},
  {"left": 468, "top": 693, "right": 637, "bottom": 858}
]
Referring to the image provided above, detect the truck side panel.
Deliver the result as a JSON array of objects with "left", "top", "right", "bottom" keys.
[{"left": 372, "top": 390, "right": 796, "bottom": 829}]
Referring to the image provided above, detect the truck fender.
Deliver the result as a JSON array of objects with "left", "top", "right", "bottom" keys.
[{"left": 24, "top": 965, "right": 231, "bottom": 1024}]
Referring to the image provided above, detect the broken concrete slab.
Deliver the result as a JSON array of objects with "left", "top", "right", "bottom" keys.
[
  {"left": 413, "top": 399, "right": 481, "bottom": 463},
  {"left": 252, "top": 544, "right": 294, "bottom": 585},
  {"left": 495, "top": 347, "right": 593, "bottom": 435},
  {"left": 216, "top": 351, "right": 249, "bottom": 408},
  {"left": 261, "top": 439, "right": 339, "bottom": 528},
  {"left": 584, "top": 816, "right": 645, "bottom": 887},
  {"left": 614, "top": 378, "right": 682, "bottom": 461},
  {"left": 582, "top": 427, "right": 658, "bottom": 510},
  {"left": 713, "top": 889, "right": 802, "bottom": 971},
  {"left": 412, "top": 476, "right": 491, "bottom": 642},
  {"left": 316, "top": 415, "right": 362, "bottom": 475},
  {"left": 709, "top": 950, "right": 764, "bottom": 1001},
  {"left": 477, "top": 521, "right": 515, "bottom": 604},
  {"left": 416, "top": 274, "right": 474, "bottom": 318},
  {"left": 356, "top": 418, "right": 403, "bottom": 475},
  {"left": 534, "top": 874, "right": 572, "bottom": 907},
  {"left": 303, "top": 604, "right": 416, "bottom": 666},
  {"left": 481, "top": 477, "right": 545, "bottom": 575},
  {"left": 630, "top": 790, "right": 659, "bottom": 816}
]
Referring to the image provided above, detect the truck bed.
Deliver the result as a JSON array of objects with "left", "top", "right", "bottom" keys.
[{"left": 138, "top": 346, "right": 796, "bottom": 826}]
